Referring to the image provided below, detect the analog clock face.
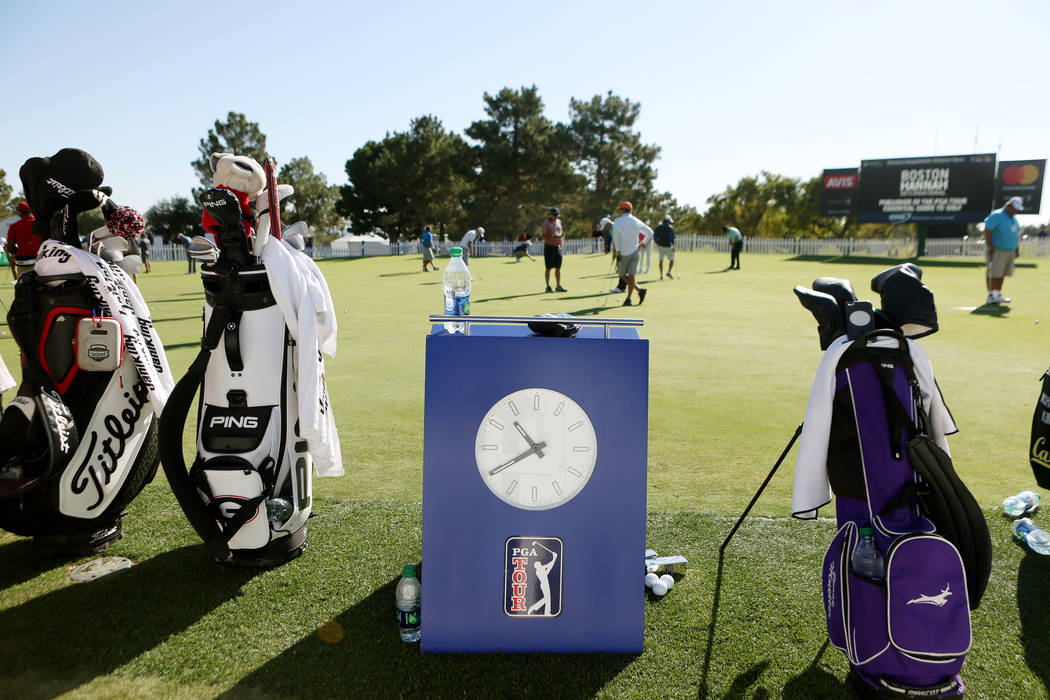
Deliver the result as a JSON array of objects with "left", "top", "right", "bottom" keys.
[{"left": 475, "top": 388, "right": 597, "bottom": 510}]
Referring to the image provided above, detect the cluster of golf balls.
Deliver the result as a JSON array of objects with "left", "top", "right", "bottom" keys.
[{"left": 645, "top": 566, "right": 675, "bottom": 597}]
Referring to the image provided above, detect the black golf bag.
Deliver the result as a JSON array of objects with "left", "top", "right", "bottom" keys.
[
  {"left": 793, "top": 266, "right": 991, "bottom": 699},
  {"left": 0, "top": 149, "right": 170, "bottom": 554},
  {"left": 159, "top": 154, "right": 339, "bottom": 567}
]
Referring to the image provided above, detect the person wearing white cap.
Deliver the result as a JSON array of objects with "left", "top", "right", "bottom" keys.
[
  {"left": 460, "top": 226, "right": 484, "bottom": 267},
  {"left": 982, "top": 196, "right": 1023, "bottom": 304}
]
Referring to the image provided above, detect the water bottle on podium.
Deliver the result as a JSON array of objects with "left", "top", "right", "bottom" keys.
[{"left": 442, "top": 247, "right": 471, "bottom": 334}]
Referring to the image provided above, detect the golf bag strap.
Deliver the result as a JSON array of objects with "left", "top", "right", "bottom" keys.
[
  {"left": 223, "top": 310, "right": 244, "bottom": 372},
  {"left": 158, "top": 305, "right": 234, "bottom": 563}
]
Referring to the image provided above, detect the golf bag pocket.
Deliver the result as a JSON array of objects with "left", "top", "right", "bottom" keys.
[
  {"left": 75, "top": 317, "right": 123, "bottom": 372},
  {"left": 885, "top": 535, "right": 970, "bottom": 663},
  {"left": 823, "top": 521, "right": 890, "bottom": 664},
  {"left": 195, "top": 457, "right": 271, "bottom": 551}
]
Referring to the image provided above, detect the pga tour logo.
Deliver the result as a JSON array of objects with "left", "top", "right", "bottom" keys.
[{"left": 505, "top": 536, "right": 563, "bottom": 618}]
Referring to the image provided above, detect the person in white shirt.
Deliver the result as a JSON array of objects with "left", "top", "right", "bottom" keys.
[
  {"left": 610, "top": 201, "right": 651, "bottom": 306},
  {"left": 460, "top": 227, "right": 485, "bottom": 266}
]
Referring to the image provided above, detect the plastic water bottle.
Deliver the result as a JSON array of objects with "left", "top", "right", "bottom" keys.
[
  {"left": 851, "top": 527, "right": 885, "bottom": 582},
  {"left": 442, "top": 247, "right": 471, "bottom": 334},
  {"left": 1013, "top": 518, "right": 1050, "bottom": 555},
  {"left": 1002, "top": 491, "right": 1041, "bottom": 517},
  {"left": 396, "top": 564, "right": 421, "bottom": 642},
  {"left": 265, "top": 497, "right": 293, "bottom": 522}
]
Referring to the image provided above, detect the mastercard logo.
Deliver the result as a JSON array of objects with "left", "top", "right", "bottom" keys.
[{"left": 1002, "top": 163, "right": 1041, "bottom": 186}]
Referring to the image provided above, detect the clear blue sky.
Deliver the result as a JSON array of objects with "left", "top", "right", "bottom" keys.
[{"left": 2, "top": 0, "right": 1047, "bottom": 225}]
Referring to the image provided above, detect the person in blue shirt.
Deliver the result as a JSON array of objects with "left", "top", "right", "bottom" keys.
[
  {"left": 420, "top": 225, "right": 438, "bottom": 272},
  {"left": 982, "top": 196, "right": 1023, "bottom": 304},
  {"left": 653, "top": 215, "right": 676, "bottom": 279}
]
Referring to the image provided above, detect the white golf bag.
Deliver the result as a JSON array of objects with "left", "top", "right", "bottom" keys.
[{"left": 159, "top": 155, "right": 340, "bottom": 567}]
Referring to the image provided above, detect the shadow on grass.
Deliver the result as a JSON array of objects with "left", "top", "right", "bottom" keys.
[
  {"left": 786, "top": 254, "right": 1037, "bottom": 270},
  {"left": 705, "top": 268, "right": 734, "bottom": 275},
  {"left": 970, "top": 305, "right": 1010, "bottom": 317},
  {"left": 473, "top": 291, "right": 550, "bottom": 303},
  {"left": 0, "top": 537, "right": 65, "bottom": 589},
  {"left": 0, "top": 545, "right": 258, "bottom": 697},
  {"left": 781, "top": 640, "right": 850, "bottom": 699},
  {"left": 223, "top": 577, "right": 633, "bottom": 698},
  {"left": 379, "top": 271, "right": 427, "bottom": 278},
  {"left": 1018, "top": 545, "right": 1050, "bottom": 694},
  {"left": 151, "top": 315, "right": 203, "bottom": 324},
  {"left": 162, "top": 341, "right": 201, "bottom": 351}
]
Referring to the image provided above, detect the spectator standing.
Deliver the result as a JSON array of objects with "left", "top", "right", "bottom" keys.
[
  {"left": 138, "top": 233, "right": 152, "bottom": 273},
  {"left": 724, "top": 225, "right": 743, "bottom": 270},
  {"left": 459, "top": 226, "right": 484, "bottom": 267},
  {"left": 177, "top": 232, "right": 196, "bottom": 274},
  {"left": 1037, "top": 223, "right": 1047, "bottom": 257},
  {"left": 599, "top": 213, "right": 614, "bottom": 254},
  {"left": 982, "top": 196, "right": 1022, "bottom": 304},
  {"left": 654, "top": 215, "right": 676, "bottom": 279},
  {"left": 5, "top": 201, "right": 40, "bottom": 280},
  {"left": 542, "top": 207, "right": 566, "bottom": 292},
  {"left": 610, "top": 201, "right": 651, "bottom": 306},
  {"left": 420, "top": 225, "right": 438, "bottom": 271}
]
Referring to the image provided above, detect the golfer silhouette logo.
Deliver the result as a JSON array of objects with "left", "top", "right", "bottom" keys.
[{"left": 504, "top": 536, "right": 563, "bottom": 618}]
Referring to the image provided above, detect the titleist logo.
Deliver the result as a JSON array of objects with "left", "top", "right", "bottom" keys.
[
  {"left": 70, "top": 380, "right": 149, "bottom": 510},
  {"left": 46, "top": 178, "right": 76, "bottom": 198}
]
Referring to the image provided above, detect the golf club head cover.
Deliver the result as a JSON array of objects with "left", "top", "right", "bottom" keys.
[
  {"left": 19, "top": 148, "right": 106, "bottom": 245},
  {"left": 528, "top": 313, "right": 582, "bottom": 338},
  {"left": 793, "top": 285, "right": 846, "bottom": 350},
  {"left": 871, "top": 264, "right": 938, "bottom": 339}
]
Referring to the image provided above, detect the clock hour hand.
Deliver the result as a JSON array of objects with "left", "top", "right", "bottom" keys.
[
  {"left": 487, "top": 440, "right": 548, "bottom": 476},
  {"left": 513, "top": 421, "right": 545, "bottom": 458}
]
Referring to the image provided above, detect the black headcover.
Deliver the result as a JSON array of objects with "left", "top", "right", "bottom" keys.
[
  {"left": 793, "top": 286, "right": 846, "bottom": 350},
  {"left": 19, "top": 148, "right": 108, "bottom": 246},
  {"left": 528, "top": 313, "right": 582, "bottom": 338},
  {"left": 871, "top": 264, "right": 938, "bottom": 339}
]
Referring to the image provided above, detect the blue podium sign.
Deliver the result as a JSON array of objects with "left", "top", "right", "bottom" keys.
[{"left": 422, "top": 323, "right": 647, "bottom": 653}]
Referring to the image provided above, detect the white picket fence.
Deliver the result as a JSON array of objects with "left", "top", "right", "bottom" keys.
[{"left": 149, "top": 235, "right": 1043, "bottom": 262}]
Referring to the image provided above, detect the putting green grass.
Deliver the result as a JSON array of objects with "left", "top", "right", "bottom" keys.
[{"left": 1, "top": 250, "right": 1048, "bottom": 697}]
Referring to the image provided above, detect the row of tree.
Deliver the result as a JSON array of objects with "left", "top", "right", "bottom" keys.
[{"left": 5, "top": 95, "right": 1037, "bottom": 243}]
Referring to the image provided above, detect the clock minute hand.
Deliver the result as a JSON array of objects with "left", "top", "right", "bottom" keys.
[
  {"left": 513, "top": 421, "right": 545, "bottom": 458},
  {"left": 487, "top": 440, "right": 548, "bottom": 476}
]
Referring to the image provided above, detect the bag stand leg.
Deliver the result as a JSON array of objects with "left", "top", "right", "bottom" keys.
[{"left": 720, "top": 423, "right": 802, "bottom": 553}]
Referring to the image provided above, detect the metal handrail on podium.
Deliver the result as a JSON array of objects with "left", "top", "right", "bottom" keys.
[{"left": 428, "top": 315, "right": 643, "bottom": 339}]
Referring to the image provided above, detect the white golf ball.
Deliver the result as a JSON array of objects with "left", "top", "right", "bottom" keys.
[
  {"left": 651, "top": 580, "right": 668, "bottom": 596},
  {"left": 644, "top": 573, "right": 659, "bottom": 588},
  {"left": 343, "top": 309, "right": 348, "bottom": 313},
  {"left": 646, "top": 562, "right": 659, "bottom": 574},
  {"left": 659, "top": 574, "right": 674, "bottom": 590}
]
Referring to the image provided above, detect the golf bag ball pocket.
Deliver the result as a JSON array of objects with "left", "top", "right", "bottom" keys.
[
  {"left": 75, "top": 317, "right": 123, "bottom": 372},
  {"left": 199, "top": 460, "right": 271, "bottom": 550},
  {"left": 885, "top": 535, "right": 971, "bottom": 661}
]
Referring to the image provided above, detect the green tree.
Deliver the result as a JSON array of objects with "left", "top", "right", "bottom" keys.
[
  {"left": 145, "top": 196, "right": 200, "bottom": 243},
  {"left": 191, "top": 112, "right": 268, "bottom": 192},
  {"left": 337, "top": 115, "right": 471, "bottom": 240},
  {"left": 701, "top": 172, "right": 804, "bottom": 237},
  {"left": 565, "top": 92, "right": 660, "bottom": 229},
  {"left": 278, "top": 156, "right": 343, "bottom": 242},
  {"left": 0, "top": 169, "right": 15, "bottom": 218},
  {"left": 465, "top": 86, "right": 582, "bottom": 238}
]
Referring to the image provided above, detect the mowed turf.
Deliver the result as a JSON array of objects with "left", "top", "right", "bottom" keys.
[{"left": 1, "top": 250, "right": 1049, "bottom": 698}]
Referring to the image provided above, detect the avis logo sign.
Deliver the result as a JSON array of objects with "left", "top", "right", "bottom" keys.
[{"left": 505, "top": 536, "right": 562, "bottom": 618}]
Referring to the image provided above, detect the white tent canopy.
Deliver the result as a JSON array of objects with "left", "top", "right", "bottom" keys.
[{"left": 331, "top": 232, "right": 389, "bottom": 256}]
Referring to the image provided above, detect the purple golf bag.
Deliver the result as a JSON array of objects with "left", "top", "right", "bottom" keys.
[{"left": 794, "top": 266, "right": 990, "bottom": 698}]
